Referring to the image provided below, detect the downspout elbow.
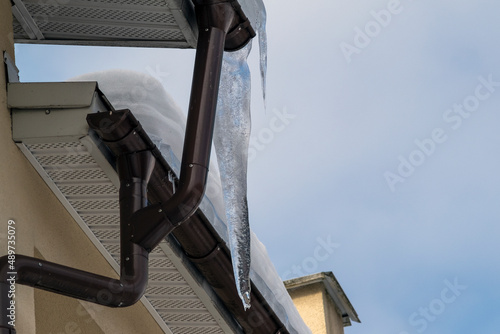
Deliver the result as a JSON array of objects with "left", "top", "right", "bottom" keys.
[
  {"left": 2, "top": 254, "right": 148, "bottom": 308},
  {"left": 193, "top": 0, "right": 256, "bottom": 51},
  {"left": 130, "top": 162, "right": 209, "bottom": 251},
  {"left": 164, "top": 162, "right": 208, "bottom": 225},
  {"left": 115, "top": 256, "right": 149, "bottom": 307}
]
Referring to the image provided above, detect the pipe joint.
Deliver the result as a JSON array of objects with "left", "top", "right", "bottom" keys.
[
  {"left": 117, "top": 150, "right": 155, "bottom": 184},
  {"left": 193, "top": 0, "right": 255, "bottom": 51},
  {"left": 129, "top": 162, "right": 209, "bottom": 252}
]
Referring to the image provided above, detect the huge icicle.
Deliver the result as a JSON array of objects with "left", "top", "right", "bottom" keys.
[
  {"left": 214, "top": 0, "right": 267, "bottom": 310},
  {"left": 214, "top": 42, "right": 253, "bottom": 310}
]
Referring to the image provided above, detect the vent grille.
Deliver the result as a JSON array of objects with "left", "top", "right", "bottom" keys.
[
  {"left": 81, "top": 214, "right": 120, "bottom": 226},
  {"left": 28, "top": 142, "right": 83, "bottom": 150},
  {"left": 161, "top": 312, "right": 215, "bottom": 324},
  {"left": 46, "top": 168, "right": 110, "bottom": 183},
  {"left": 91, "top": 227, "right": 120, "bottom": 241},
  {"left": 39, "top": 21, "right": 185, "bottom": 41},
  {"left": 69, "top": 198, "right": 119, "bottom": 211},
  {"left": 63, "top": 0, "right": 168, "bottom": 7},
  {"left": 36, "top": 153, "right": 97, "bottom": 167},
  {"left": 169, "top": 326, "right": 224, "bottom": 334},
  {"left": 149, "top": 271, "right": 185, "bottom": 283},
  {"left": 151, "top": 299, "right": 206, "bottom": 311},
  {"left": 146, "top": 284, "right": 197, "bottom": 298},
  {"left": 12, "top": 0, "right": 196, "bottom": 48},
  {"left": 24, "top": 3, "right": 177, "bottom": 25},
  {"left": 24, "top": 141, "right": 226, "bottom": 333},
  {"left": 58, "top": 183, "right": 118, "bottom": 197}
]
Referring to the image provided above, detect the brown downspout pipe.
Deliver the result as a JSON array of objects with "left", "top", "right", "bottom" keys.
[
  {"left": 0, "top": 151, "right": 155, "bottom": 333},
  {"left": 126, "top": 0, "right": 255, "bottom": 252}
]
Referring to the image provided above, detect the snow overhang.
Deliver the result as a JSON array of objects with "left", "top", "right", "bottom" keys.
[
  {"left": 284, "top": 272, "right": 361, "bottom": 327},
  {"left": 8, "top": 81, "right": 303, "bottom": 333},
  {"left": 10, "top": 0, "right": 261, "bottom": 49}
]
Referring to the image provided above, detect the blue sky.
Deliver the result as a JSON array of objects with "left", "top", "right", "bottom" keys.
[{"left": 16, "top": 0, "right": 500, "bottom": 333}]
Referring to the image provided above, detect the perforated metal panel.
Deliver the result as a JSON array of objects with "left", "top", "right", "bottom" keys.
[
  {"left": 21, "top": 140, "right": 227, "bottom": 333},
  {"left": 11, "top": 0, "right": 197, "bottom": 48}
]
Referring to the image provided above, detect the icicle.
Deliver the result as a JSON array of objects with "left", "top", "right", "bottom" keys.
[
  {"left": 214, "top": 41, "right": 253, "bottom": 310},
  {"left": 256, "top": 0, "right": 267, "bottom": 108},
  {"left": 214, "top": 1, "right": 268, "bottom": 310}
]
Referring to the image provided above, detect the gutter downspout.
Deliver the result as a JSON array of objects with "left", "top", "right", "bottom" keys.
[{"left": 1, "top": 2, "right": 255, "bottom": 332}]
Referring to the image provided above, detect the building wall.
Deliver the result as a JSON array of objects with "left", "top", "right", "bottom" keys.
[
  {"left": 287, "top": 284, "right": 329, "bottom": 334},
  {"left": 0, "top": 3, "right": 35, "bottom": 332},
  {"left": 287, "top": 282, "right": 346, "bottom": 334},
  {"left": 1, "top": 6, "right": 163, "bottom": 333},
  {"left": 323, "top": 290, "right": 345, "bottom": 334}
]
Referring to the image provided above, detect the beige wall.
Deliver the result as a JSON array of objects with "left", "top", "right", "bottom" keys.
[
  {"left": 1, "top": 6, "right": 163, "bottom": 333},
  {"left": 323, "top": 290, "right": 344, "bottom": 334},
  {"left": 0, "top": 3, "right": 36, "bottom": 332},
  {"left": 288, "top": 284, "right": 328, "bottom": 334},
  {"left": 287, "top": 283, "right": 345, "bottom": 334}
]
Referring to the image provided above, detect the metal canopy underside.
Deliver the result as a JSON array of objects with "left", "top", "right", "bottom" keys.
[{"left": 11, "top": 0, "right": 198, "bottom": 48}]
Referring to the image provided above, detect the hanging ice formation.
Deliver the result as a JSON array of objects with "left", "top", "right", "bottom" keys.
[{"left": 213, "top": 1, "right": 267, "bottom": 310}]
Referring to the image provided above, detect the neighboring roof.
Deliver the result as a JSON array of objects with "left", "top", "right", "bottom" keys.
[{"left": 284, "top": 272, "right": 361, "bottom": 327}]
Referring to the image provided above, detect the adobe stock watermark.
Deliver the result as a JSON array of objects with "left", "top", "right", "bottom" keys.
[
  {"left": 5, "top": 220, "right": 17, "bottom": 328},
  {"left": 248, "top": 107, "right": 296, "bottom": 163},
  {"left": 399, "top": 277, "right": 467, "bottom": 334},
  {"left": 281, "top": 235, "right": 340, "bottom": 280},
  {"left": 385, "top": 74, "right": 500, "bottom": 192},
  {"left": 340, "top": 0, "right": 415, "bottom": 64}
]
